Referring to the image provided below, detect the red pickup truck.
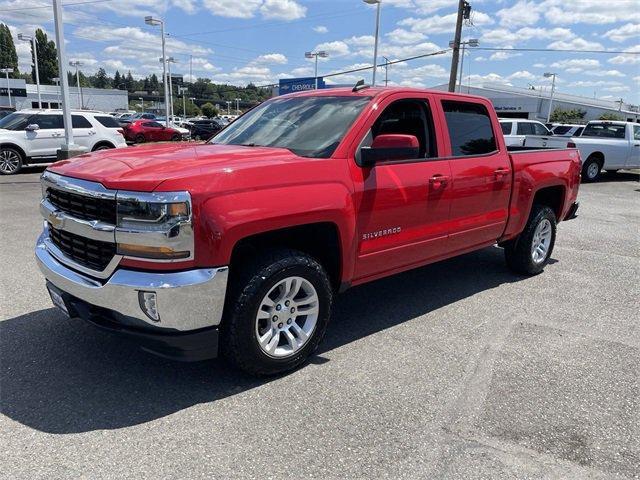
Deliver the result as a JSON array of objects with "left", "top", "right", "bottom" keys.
[{"left": 36, "top": 87, "right": 581, "bottom": 375}]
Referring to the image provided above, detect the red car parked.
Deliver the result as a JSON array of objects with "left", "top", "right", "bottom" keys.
[{"left": 124, "top": 120, "right": 183, "bottom": 143}]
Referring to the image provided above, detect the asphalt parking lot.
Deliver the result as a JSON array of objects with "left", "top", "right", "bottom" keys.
[{"left": 1, "top": 167, "right": 638, "bottom": 479}]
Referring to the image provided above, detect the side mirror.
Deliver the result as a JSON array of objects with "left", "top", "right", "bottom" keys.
[
  {"left": 25, "top": 124, "right": 40, "bottom": 131},
  {"left": 359, "top": 134, "right": 420, "bottom": 167}
]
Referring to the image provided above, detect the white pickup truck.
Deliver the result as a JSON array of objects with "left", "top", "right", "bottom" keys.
[
  {"left": 499, "top": 119, "right": 570, "bottom": 149},
  {"left": 572, "top": 121, "right": 640, "bottom": 182}
]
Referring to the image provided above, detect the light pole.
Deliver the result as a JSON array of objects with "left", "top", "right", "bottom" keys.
[
  {"left": 1, "top": 68, "right": 13, "bottom": 108},
  {"left": 160, "top": 56, "right": 176, "bottom": 121},
  {"left": 363, "top": 0, "right": 381, "bottom": 86},
  {"left": 544, "top": 72, "right": 557, "bottom": 122},
  {"left": 234, "top": 97, "right": 241, "bottom": 114},
  {"left": 145, "top": 16, "right": 169, "bottom": 128},
  {"left": 304, "top": 51, "right": 329, "bottom": 89},
  {"left": 226, "top": 101, "right": 231, "bottom": 115},
  {"left": 52, "top": 77, "right": 61, "bottom": 107},
  {"left": 69, "top": 60, "right": 83, "bottom": 109},
  {"left": 52, "top": 0, "right": 77, "bottom": 156},
  {"left": 179, "top": 87, "right": 188, "bottom": 117},
  {"left": 450, "top": 38, "right": 478, "bottom": 92},
  {"left": 138, "top": 96, "right": 144, "bottom": 112},
  {"left": 18, "top": 34, "right": 41, "bottom": 109}
]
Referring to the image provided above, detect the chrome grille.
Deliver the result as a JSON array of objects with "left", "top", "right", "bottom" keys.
[
  {"left": 47, "top": 188, "right": 117, "bottom": 224},
  {"left": 48, "top": 224, "right": 116, "bottom": 271}
]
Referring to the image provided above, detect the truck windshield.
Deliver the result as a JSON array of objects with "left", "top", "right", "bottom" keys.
[
  {"left": 581, "top": 123, "right": 626, "bottom": 139},
  {"left": 210, "top": 96, "right": 371, "bottom": 158}
]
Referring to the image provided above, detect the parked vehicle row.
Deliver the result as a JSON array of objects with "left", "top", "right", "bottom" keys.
[
  {"left": 0, "top": 109, "right": 127, "bottom": 174},
  {"left": 500, "top": 119, "right": 570, "bottom": 149},
  {"left": 36, "top": 86, "right": 581, "bottom": 375}
]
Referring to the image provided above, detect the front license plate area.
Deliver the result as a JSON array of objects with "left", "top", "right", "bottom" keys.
[{"left": 47, "top": 284, "right": 69, "bottom": 317}]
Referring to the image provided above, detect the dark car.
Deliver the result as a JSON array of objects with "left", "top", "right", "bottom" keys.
[{"left": 189, "top": 119, "right": 225, "bottom": 141}]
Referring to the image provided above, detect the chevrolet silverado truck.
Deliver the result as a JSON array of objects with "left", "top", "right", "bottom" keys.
[{"left": 36, "top": 87, "right": 581, "bottom": 375}]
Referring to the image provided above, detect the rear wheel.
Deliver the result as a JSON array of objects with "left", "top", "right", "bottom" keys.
[
  {"left": 505, "top": 205, "right": 556, "bottom": 275},
  {"left": 135, "top": 134, "right": 145, "bottom": 144},
  {"left": 582, "top": 155, "right": 602, "bottom": 182},
  {"left": 171, "top": 134, "right": 180, "bottom": 142},
  {"left": 221, "top": 249, "right": 333, "bottom": 376},
  {"left": 0, "top": 147, "right": 24, "bottom": 175},
  {"left": 92, "top": 143, "right": 114, "bottom": 151}
]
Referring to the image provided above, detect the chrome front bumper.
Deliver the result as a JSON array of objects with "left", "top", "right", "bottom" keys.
[{"left": 36, "top": 231, "right": 229, "bottom": 332}]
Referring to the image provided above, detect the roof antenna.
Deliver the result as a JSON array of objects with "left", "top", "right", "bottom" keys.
[{"left": 352, "top": 79, "right": 370, "bottom": 92}]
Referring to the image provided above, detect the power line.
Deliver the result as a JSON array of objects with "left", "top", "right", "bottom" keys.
[
  {"left": 476, "top": 47, "right": 640, "bottom": 55},
  {"left": 3, "top": 0, "right": 115, "bottom": 12}
]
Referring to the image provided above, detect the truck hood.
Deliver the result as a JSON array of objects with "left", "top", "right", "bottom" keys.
[{"left": 47, "top": 143, "right": 298, "bottom": 191}]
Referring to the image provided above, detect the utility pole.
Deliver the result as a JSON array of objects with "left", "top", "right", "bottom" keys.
[
  {"left": 544, "top": 72, "right": 557, "bottom": 122},
  {"left": 69, "top": 60, "right": 84, "bottom": 108},
  {"left": 1, "top": 69, "right": 14, "bottom": 108},
  {"left": 383, "top": 56, "right": 390, "bottom": 86},
  {"left": 448, "top": 0, "right": 469, "bottom": 92}
]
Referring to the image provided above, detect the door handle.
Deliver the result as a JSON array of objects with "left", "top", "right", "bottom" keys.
[
  {"left": 429, "top": 174, "right": 449, "bottom": 189},
  {"left": 494, "top": 168, "right": 510, "bottom": 180}
]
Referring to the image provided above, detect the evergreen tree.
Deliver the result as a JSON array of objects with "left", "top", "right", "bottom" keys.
[
  {"left": 0, "top": 24, "right": 19, "bottom": 78},
  {"left": 149, "top": 73, "right": 159, "bottom": 93},
  {"left": 113, "top": 70, "right": 122, "bottom": 89},
  {"left": 33, "top": 29, "right": 58, "bottom": 83},
  {"left": 124, "top": 71, "right": 134, "bottom": 92},
  {"left": 93, "top": 67, "right": 110, "bottom": 88}
]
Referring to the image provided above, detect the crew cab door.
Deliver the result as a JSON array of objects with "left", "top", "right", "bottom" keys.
[
  {"left": 71, "top": 115, "right": 95, "bottom": 150},
  {"left": 438, "top": 99, "right": 512, "bottom": 251},
  {"left": 350, "top": 96, "right": 452, "bottom": 281},
  {"left": 143, "top": 121, "right": 162, "bottom": 141},
  {"left": 25, "top": 114, "right": 65, "bottom": 157}
]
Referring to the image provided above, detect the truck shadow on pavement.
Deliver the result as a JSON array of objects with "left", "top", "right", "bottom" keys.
[{"left": 1, "top": 246, "right": 535, "bottom": 434}]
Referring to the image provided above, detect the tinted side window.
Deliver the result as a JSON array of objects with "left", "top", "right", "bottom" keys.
[
  {"left": 442, "top": 101, "right": 497, "bottom": 156},
  {"left": 72, "top": 115, "right": 92, "bottom": 128},
  {"left": 634, "top": 125, "right": 640, "bottom": 140},
  {"left": 533, "top": 123, "right": 550, "bottom": 136},
  {"left": 33, "top": 115, "right": 63, "bottom": 129},
  {"left": 500, "top": 122, "right": 512, "bottom": 135},
  {"left": 552, "top": 126, "right": 571, "bottom": 135},
  {"left": 575, "top": 127, "right": 584, "bottom": 137},
  {"left": 144, "top": 122, "right": 161, "bottom": 128},
  {"left": 94, "top": 116, "right": 121, "bottom": 128},
  {"left": 582, "top": 124, "right": 626, "bottom": 139},
  {"left": 517, "top": 122, "right": 535, "bottom": 135}
]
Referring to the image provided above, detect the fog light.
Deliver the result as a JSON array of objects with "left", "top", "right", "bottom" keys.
[{"left": 138, "top": 291, "right": 160, "bottom": 322}]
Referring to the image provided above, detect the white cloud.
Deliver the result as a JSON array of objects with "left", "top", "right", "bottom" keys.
[
  {"left": 548, "top": 37, "right": 604, "bottom": 51},
  {"left": 489, "top": 50, "right": 523, "bottom": 61},
  {"left": 496, "top": 1, "right": 542, "bottom": 27},
  {"left": 384, "top": 0, "right": 452, "bottom": 14},
  {"left": 313, "top": 25, "right": 328, "bottom": 34},
  {"left": 202, "top": 0, "right": 261, "bottom": 18},
  {"left": 314, "top": 40, "right": 350, "bottom": 57},
  {"left": 509, "top": 70, "right": 536, "bottom": 81},
  {"left": 386, "top": 28, "right": 426, "bottom": 45},
  {"left": 541, "top": 0, "right": 640, "bottom": 25},
  {"left": 260, "top": 0, "right": 306, "bottom": 20},
  {"left": 254, "top": 53, "right": 288, "bottom": 65},
  {"left": 603, "top": 23, "right": 640, "bottom": 43},
  {"left": 550, "top": 58, "right": 601, "bottom": 72},
  {"left": 400, "top": 11, "right": 493, "bottom": 35}
]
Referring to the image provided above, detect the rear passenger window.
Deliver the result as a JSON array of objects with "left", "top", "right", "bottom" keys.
[
  {"left": 94, "top": 116, "right": 120, "bottom": 128},
  {"left": 442, "top": 101, "right": 497, "bottom": 156},
  {"left": 33, "top": 114, "right": 63, "bottom": 129},
  {"left": 72, "top": 115, "right": 92, "bottom": 128},
  {"left": 500, "top": 122, "right": 512, "bottom": 135},
  {"left": 533, "top": 123, "right": 550, "bottom": 136},
  {"left": 516, "top": 122, "right": 535, "bottom": 135}
]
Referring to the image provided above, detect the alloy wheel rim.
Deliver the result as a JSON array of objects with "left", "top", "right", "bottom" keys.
[
  {"left": 587, "top": 162, "right": 599, "bottom": 179},
  {"left": 0, "top": 150, "right": 20, "bottom": 173},
  {"left": 255, "top": 276, "right": 319, "bottom": 358},
  {"left": 531, "top": 218, "right": 552, "bottom": 264}
]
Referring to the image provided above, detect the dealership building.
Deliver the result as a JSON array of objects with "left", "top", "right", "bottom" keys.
[
  {"left": 0, "top": 77, "right": 128, "bottom": 112},
  {"left": 432, "top": 83, "right": 640, "bottom": 123}
]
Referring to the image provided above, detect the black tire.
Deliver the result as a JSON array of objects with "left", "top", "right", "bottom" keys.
[
  {"left": 505, "top": 205, "right": 557, "bottom": 276},
  {"left": 0, "top": 146, "right": 24, "bottom": 175},
  {"left": 581, "top": 155, "right": 602, "bottom": 182},
  {"left": 171, "top": 134, "right": 180, "bottom": 142},
  {"left": 221, "top": 249, "right": 333, "bottom": 376},
  {"left": 135, "top": 134, "right": 145, "bottom": 144},
  {"left": 92, "top": 142, "right": 115, "bottom": 151}
]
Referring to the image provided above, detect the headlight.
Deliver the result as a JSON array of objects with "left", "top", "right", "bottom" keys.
[{"left": 115, "top": 191, "right": 193, "bottom": 260}]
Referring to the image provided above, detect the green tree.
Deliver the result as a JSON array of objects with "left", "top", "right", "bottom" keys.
[
  {"left": 0, "top": 24, "right": 19, "bottom": 78},
  {"left": 124, "top": 71, "right": 135, "bottom": 92},
  {"left": 549, "top": 108, "right": 587, "bottom": 123},
  {"left": 113, "top": 70, "right": 122, "bottom": 89},
  {"left": 599, "top": 112, "right": 623, "bottom": 121},
  {"left": 33, "top": 29, "right": 58, "bottom": 83},
  {"left": 93, "top": 67, "right": 110, "bottom": 88},
  {"left": 149, "top": 73, "right": 159, "bottom": 93},
  {"left": 200, "top": 102, "right": 218, "bottom": 118}
]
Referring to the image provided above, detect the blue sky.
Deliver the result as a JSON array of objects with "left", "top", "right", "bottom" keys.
[{"left": 3, "top": 0, "right": 639, "bottom": 103}]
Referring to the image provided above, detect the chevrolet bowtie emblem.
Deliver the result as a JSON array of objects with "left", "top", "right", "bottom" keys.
[{"left": 49, "top": 211, "right": 65, "bottom": 229}]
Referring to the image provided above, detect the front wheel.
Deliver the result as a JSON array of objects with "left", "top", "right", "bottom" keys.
[
  {"left": 171, "top": 134, "right": 180, "bottom": 142},
  {"left": 221, "top": 249, "right": 333, "bottom": 376},
  {"left": 505, "top": 205, "right": 557, "bottom": 275}
]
